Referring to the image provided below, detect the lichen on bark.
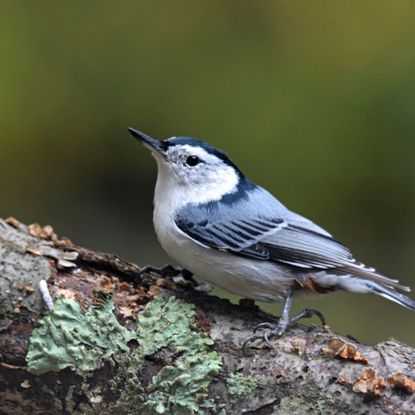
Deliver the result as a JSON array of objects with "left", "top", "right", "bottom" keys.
[
  {"left": 227, "top": 373, "right": 258, "bottom": 396},
  {"left": 2, "top": 218, "right": 415, "bottom": 414},
  {"left": 136, "top": 296, "right": 222, "bottom": 414},
  {"left": 26, "top": 293, "right": 222, "bottom": 414},
  {"left": 26, "top": 291, "right": 133, "bottom": 374}
]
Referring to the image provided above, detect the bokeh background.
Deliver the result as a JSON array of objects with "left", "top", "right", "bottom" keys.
[{"left": 2, "top": 1, "right": 415, "bottom": 345}]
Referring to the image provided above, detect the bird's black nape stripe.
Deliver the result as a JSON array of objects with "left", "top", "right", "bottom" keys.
[{"left": 165, "top": 136, "right": 245, "bottom": 177}]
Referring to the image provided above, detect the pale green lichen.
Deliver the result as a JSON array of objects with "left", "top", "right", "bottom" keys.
[
  {"left": 278, "top": 395, "right": 340, "bottom": 415},
  {"left": 26, "top": 292, "right": 134, "bottom": 374},
  {"left": 106, "top": 357, "right": 146, "bottom": 414},
  {"left": 136, "top": 296, "right": 222, "bottom": 415},
  {"left": 26, "top": 294, "right": 222, "bottom": 414},
  {"left": 227, "top": 373, "right": 258, "bottom": 396},
  {"left": 199, "top": 399, "right": 227, "bottom": 415},
  {"left": 278, "top": 396, "right": 310, "bottom": 415}
]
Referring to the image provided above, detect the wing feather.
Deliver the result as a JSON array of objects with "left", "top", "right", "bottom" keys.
[{"left": 175, "top": 183, "right": 408, "bottom": 291}]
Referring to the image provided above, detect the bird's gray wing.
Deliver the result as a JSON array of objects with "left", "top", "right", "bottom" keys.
[
  {"left": 175, "top": 184, "right": 287, "bottom": 259},
  {"left": 258, "top": 225, "right": 351, "bottom": 269},
  {"left": 175, "top": 183, "right": 348, "bottom": 266},
  {"left": 175, "top": 183, "right": 406, "bottom": 290},
  {"left": 176, "top": 205, "right": 350, "bottom": 267}
]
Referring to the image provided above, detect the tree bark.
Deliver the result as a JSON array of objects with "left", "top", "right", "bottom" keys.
[{"left": 0, "top": 218, "right": 414, "bottom": 415}]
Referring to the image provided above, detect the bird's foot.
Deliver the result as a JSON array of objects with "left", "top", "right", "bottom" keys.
[
  {"left": 242, "top": 321, "right": 287, "bottom": 355},
  {"left": 242, "top": 308, "right": 326, "bottom": 355}
]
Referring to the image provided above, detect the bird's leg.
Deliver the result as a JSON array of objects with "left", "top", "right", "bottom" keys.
[
  {"left": 242, "top": 288, "right": 294, "bottom": 354},
  {"left": 242, "top": 288, "right": 326, "bottom": 355}
]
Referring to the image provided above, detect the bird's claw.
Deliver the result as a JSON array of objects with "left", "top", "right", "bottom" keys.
[
  {"left": 242, "top": 326, "right": 283, "bottom": 355},
  {"left": 243, "top": 307, "right": 327, "bottom": 355},
  {"left": 242, "top": 334, "right": 269, "bottom": 356},
  {"left": 263, "top": 331, "right": 274, "bottom": 347},
  {"left": 253, "top": 322, "right": 275, "bottom": 333}
]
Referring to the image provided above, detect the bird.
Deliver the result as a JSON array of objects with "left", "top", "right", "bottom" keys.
[{"left": 128, "top": 127, "right": 415, "bottom": 353}]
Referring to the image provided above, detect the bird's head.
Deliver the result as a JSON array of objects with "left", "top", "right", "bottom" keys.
[{"left": 129, "top": 128, "right": 244, "bottom": 203}]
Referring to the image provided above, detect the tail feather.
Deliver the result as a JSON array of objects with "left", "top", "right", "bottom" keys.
[
  {"left": 341, "top": 262, "right": 411, "bottom": 292},
  {"left": 331, "top": 275, "right": 415, "bottom": 310},
  {"left": 369, "top": 282, "right": 415, "bottom": 311}
]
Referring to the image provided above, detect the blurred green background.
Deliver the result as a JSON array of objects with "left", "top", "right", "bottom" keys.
[{"left": 1, "top": 1, "right": 415, "bottom": 346}]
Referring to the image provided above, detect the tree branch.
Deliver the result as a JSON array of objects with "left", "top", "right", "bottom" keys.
[{"left": 0, "top": 218, "right": 414, "bottom": 414}]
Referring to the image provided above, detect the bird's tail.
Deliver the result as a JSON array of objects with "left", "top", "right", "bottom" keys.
[
  {"left": 336, "top": 275, "right": 415, "bottom": 311},
  {"left": 367, "top": 282, "right": 415, "bottom": 311},
  {"left": 334, "top": 261, "right": 415, "bottom": 310}
]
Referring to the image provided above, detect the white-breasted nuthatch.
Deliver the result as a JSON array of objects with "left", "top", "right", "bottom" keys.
[{"left": 128, "top": 128, "right": 415, "bottom": 352}]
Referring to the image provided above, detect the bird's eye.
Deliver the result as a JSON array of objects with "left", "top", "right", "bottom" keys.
[{"left": 185, "top": 155, "right": 201, "bottom": 167}]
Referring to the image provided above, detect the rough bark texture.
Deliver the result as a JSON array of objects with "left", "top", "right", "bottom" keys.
[{"left": 0, "top": 218, "right": 415, "bottom": 415}]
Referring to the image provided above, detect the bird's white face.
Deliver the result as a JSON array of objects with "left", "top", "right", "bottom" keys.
[
  {"left": 153, "top": 143, "right": 240, "bottom": 205},
  {"left": 128, "top": 128, "right": 242, "bottom": 206}
]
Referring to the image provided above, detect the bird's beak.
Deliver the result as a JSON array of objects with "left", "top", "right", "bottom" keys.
[{"left": 128, "top": 128, "right": 165, "bottom": 157}]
